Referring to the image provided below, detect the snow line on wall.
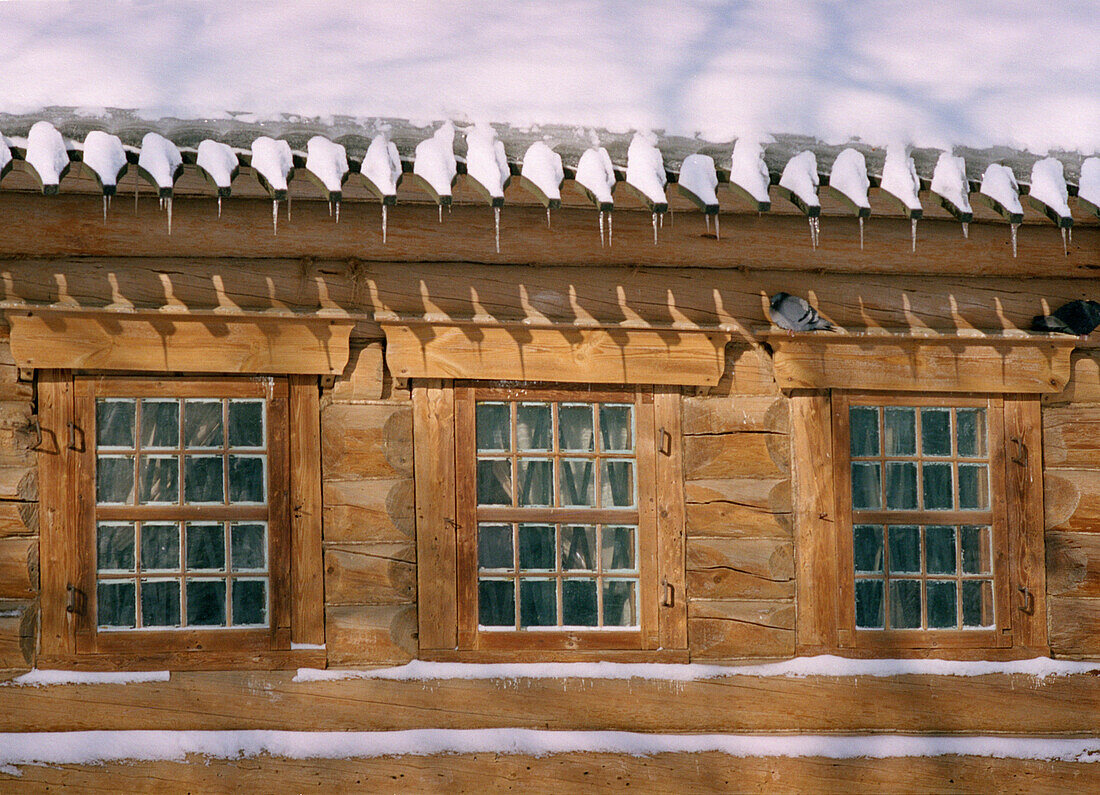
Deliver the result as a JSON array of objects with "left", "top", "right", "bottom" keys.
[
  {"left": 3, "top": 670, "right": 170, "bottom": 687},
  {"left": 295, "top": 655, "right": 1100, "bottom": 683},
  {"left": 1, "top": 730, "right": 1100, "bottom": 768}
]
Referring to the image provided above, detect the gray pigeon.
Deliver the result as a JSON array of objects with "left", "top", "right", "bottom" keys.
[{"left": 769, "top": 292, "right": 836, "bottom": 332}]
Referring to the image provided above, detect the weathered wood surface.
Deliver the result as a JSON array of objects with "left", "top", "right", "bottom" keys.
[
  {"left": 321, "top": 477, "right": 414, "bottom": 543},
  {"left": 682, "top": 394, "right": 787, "bottom": 434},
  {"left": 0, "top": 600, "right": 35, "bottom": 668},
  {"left": 1048, "top": 531, "right": 1100, "bottom": 598},
  {"left": 1046, "top": 351, "right": 1100, "bottom": 405},
  {"left": 324, "top": 543, "right": 417, "bottom": 605},
  {"left": 1044, "top": 469, "right": 1100, "bottom": 533},
  {"left": 1048, "top": 597, "right": 1100, "bottom": 656},
  {"left": 330, "top": 342, "right": 384, "bottom": 401},
  {"left": 288, "top": 376, "right": 324, "bottom": 647},
  {"left": 321, "top": 403, "right": 413, "bottom": 480},
  {"left": 0, "top": 536, "right": 36, "bottom": 599},
  {"left": 1043, "top": 404, "right": 1100, "bottom": 467},
  {"left": 0, "top": 189, "right": 1096, "bottom": 277},
  {"left": 325, "top": 604, "right": 417, "bottom": 666},
  {"left": 8, "top": 752, "right": 1096, "bottom": 793},
  {"left": 688, "top": 599, "right": 795, "bottom": 659},
  {"left": 5, "top": 670, "right": 1100, "bottom": 734}
]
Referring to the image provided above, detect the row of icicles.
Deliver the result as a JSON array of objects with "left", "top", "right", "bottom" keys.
[{"left": 105, "top": 190, "right": 1070, "bottom": 258}]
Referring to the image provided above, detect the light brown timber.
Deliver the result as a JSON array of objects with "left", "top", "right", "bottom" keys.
[{"left": 288, "top": 375, "right": 325, "bottom": 646}]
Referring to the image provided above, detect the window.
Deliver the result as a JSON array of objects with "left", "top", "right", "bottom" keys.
[
  {"left": 833, "top": 393, "right": 1022, "bottom": 650},
  {"left": 38, "top": 374, "right": 324, "bottom": 669}
]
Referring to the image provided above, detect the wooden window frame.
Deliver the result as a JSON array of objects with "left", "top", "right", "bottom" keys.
[
  {"left": 38, "top": 371, "right": 324, "bottom": 670},
  {"left": 414, "top": 379, "right": 687, "bottom": 661}
]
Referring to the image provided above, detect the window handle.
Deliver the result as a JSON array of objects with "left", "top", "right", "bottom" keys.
[
  {"left": 66, "top": 584, "right": 86, "bottom": 616},
  {"left": 67, "top": 422, "right": 85, "bottom": 453},
  {"left": 1010, "top": 437, "right": 1028, "bottom": 467},
  {"left": 1018, "top": 586, "right": 1034, "bottom": 615},
  {"left": 661, "top": 578, "right": 675, "bottom": 607},
  {"left": 658, "top": 427, "right": 672, "bottom": 456}
]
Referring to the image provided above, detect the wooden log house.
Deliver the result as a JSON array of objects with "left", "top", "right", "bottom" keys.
[{"left": 0, "top": 109, "right": 1099, "bottom": 789}]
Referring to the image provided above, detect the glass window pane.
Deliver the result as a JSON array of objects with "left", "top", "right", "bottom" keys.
[
  {"left": 139, "top": 455, "right": 179, "bottom": 504},
  {"left": 184, "top": 455, "right": 224, "bottom": 504},
  {"left": 562, "top": 579, "right": 598, "bottom": 626},
  {"left": 559, "top": 404, "right": 595, "bottom": 452},
  {"left": 97, "top": 522, "right": 135, "bottom": 572},
  {"left": 854, "top": 580, "right": 884, "bottom": 629},
  {"left": 478, "top": 579, "right": 515, "bottom": 627},
  {"left": 97, "top": 456, "right": 134, "bottom": 504},
  {"left": 958, "top": 464, "right": 989, "bottom": 510},
  {"left": 516, "top": 403, "right": 551, "bottom": 451},
  {"left": 475, "top": 403, "right": 510, "bottom": 451},
  {"left": 518, "top": 524, "right": 555, "bottom": 570},
  {"left": 230, "top": 523, "right": 267, "bottom": 571},
  {"left": 141, "top": 523, "right": 180, "bottom": 571},
  {"left": 603, "top": 580, "right": 638, "bottom": 627},
  {"left": 97, "top": 581, "right": 135, "bottom": 628},
  {"left": 849, "top": 407, "right": 879, "bottom": 457},
  {"left": 141, "top": 579, "right": 181, "bottom": 627},
  {"left": 140, "top": 400, "right": 179, "bottom": 449},
  {"left": 888, "top": 525, "right": 921, "bottom": 574},
  {"left": 96, "top": 399, "right": 135, "bottom": 448},
  {"left": 186, "top": 523, "right": 225, "bottom": 571},
  {"left": 517, "top": 459, "right": 552, "bottom": 507},
  {"left": 561, "top": 525, "right": 596, "bottom": 570},
  {"left": 228, "top": 401, "right": 265, "bottom": 448},
  {"left": 228, "top": 455, "right": 265, "bottom": 503},
  {"left": 851, "top": 463, "right": 881, "bottom": 509},
  {"left": 184, "top": 400, "right": 223, "bottom": 448},
  {"left": 961, "top": 526, "right": 992, "bottom": 574},
  {"left": 476, "top": 459, "right": 512, "bottom": 505},
  {"left": 956, "top": 409, "right": 987, "bottom": 458},
  {"left": 920, "top": 408, "right": 952, "bottom": 456},
  {"left": 559, "top": 459, "right": 595, "bottom": 507},
  {"left": 519, "top": 579, "right": 557, "bottom": 627},
  {"left": 922, "top": 462, "right": 953, "bottom": 510},
  {"left": 601, "top": 526, "right": 637, "bottom": 571},
  {"left": 852, "top": 525, "right": 884, "bottom": 574},
  {"left": 231, "top": 579, "right": 267, "bottom": 625},
  {"left": 889, "top": 580, "right": 922, "bottom": 629},
  {"left": 186, "top": 580, "right": 226, "bottom": 626},
  {"left": 962, "top": 579, "right": 995, "bottom": 627},
  {"left": 600, "top": 405, "right": 633, "bottom": 452},
  {"left": 925, "top": 525, "right": 956, "bottom": 575},
  {"left": 477, "top": 524, "right": 513, "bottom": 570},
  {"left": 885, "top": 462, "right": 918, "bottom": 509},
  {"left": 926, "top": 580, "right": 958, "bottom": 629},
  {"left": 600, "top": 460, "right": 635, "bottom": 508},
  {"left": 884, "top": 407, "right": 916, "bottom": 456}
]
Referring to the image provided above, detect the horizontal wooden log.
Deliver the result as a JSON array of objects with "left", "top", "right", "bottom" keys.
[
  {"left": 0, "top": 536, "right": 36, "bottom": 598},
  {"left": 320, "top": 403, "right": 414, "bottom": 480},
  {"left": 0, "top": 501, "right": 37, "bottom": 538},
  {"left": 324, "top": 543, "right": 416, "bottom": 605},
  {"left": 321, "top": 478, "right": 415, "bottom": 543},
  {"left": 1047, "top": 531, "right": 1100, "bottom": 598},
  {"left": 1046, "top": 351, "right": 1100, "bottom": 405},
  {"left": 330, "top": 342, "right": 384, "bottom": 402},
  {"left": 0, "top": 361, "right": 32, "bottom": 402},
  {"left": 1043, "top": 404, "right": 1100, "bottom": 467},
  {"left": 0, "top": 600, "right": 35, "bottom": 668},
  {"left": 683, "top": 432, "right": 788, "bottom": 480},
  {"left": 1044, "top": 469, "right": 1100, "bottom": 533},
  {"left": 686, "top": 538, "right": 795, "bottom": 600},
  {"left": 682, "top": 395, "right": 787, "bottom": 434},
  {"left": 325, "top": 604, "right": 417, "bottom": 666},
  {"left": 684, "top": 477, "right": 792, "bottom": 513},
  {"left": 1049, "top": 596, "right": 1100, "bottom": 656},
  {"left": 685, "top": 501, "right": 792, "bottom": 539},
  {"left": 0, "top": 460, "right": 36, "bottom": 502},
  {"left": 688, "top": 608, "right": 795, "bottom": 659},
  {"left": 689, "top": 598, "right": 796, "bottom": 627}
]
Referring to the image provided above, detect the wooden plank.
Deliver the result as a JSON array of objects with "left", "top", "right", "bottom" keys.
[
  {"left": 0, "top": 536, "right": 36, "bottom": 598},
  {"left": 684, "top": 477, "right": 791, "bottom": 512},
  {"left": 320, "top": 403, "right": 414, "bottom": 480},
  {"left": 1044, "top": 468, "right": 1100, "bottom": 533},
  {"left": 411, "top": 381, "right": 456, "bottom": 651},
  {"left": 1047, "top": 531, "right": 1100, "bottom": 598},
  {"left": 289, "top": 375, "right": 324, "bottom": 646},
  {"left": 682, "top": 431, "right": 788, "bottom": 480},
  {"left": 0, "top": 601, "right": 34, "bottom": 668},
  {"left": 1046, "top": 351, "right": 1100, "bottom": 404},
  {"left": 330, "top": 342, "right": 384, "bottom": 401},
  {"left": 323, "top": 543, "right": 416, "bottom": 605},
  {"left": 0, "top": 501, "right": 37, "bottom": 538},
  {"left": 325, "top": 604, "right": 417, "bottom": 665},
  {"left": 1043, "top": 403, "right": 1100, "bottom": 467},
  {"left": 383, "top": 323, "right": 730, "bottom": 386},
  {"left": 8, "top": 311, "right": 353, "bottom": 375},
  {"left": 0, "top": 460, "right": 36, "bottom": 501},
  {"left": 452, "top": 385, "right": 478, "bottom": 649},
  {"left": 321, "top": 477, "right": 415, "bottom": 543},
  {"left": 688, "top": 618, "right": 795, "bottom": 659},
  {"left": 687, "top": 537, "right": 794, "bottom": 581},
  {"left": 709, "top": 345, "right": 781, "bottom": 396},
  {"left": 682, "top": 394, "right": 787, "bottom": 434},
  {"left": 653, "top": 387, "right": 687, "bottom": 649},
  {"left": 1050, "top": 596, "right": 1100, "bottom": 656},
  {"left": 791, "top": 390, "right": 838, "bottom": 650},
  {"left": 685, "top": 501, "right": 791, "bottom": 538},
  {"left": 769, "top": 333, "right": 1075, "bottom": 394},
  {"left": 686, "top": 569, "right": 794, "bottom": 600},
  {"left": 36, "top": 369, "right": 73, "bottom": 659}
]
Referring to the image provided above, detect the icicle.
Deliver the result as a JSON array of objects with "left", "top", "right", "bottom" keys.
[
  {"left": 1061, "top": 226, "right": 1068, "bottom": 256},
  {"left": 962, "top": 222, "right": 969, "bottom": 239},
  {"left": 287, "top": 193, "right": 292, "bottom": 221},
  {"left": 166, "top": 197, "right": 173, "bottom": 236},
  {"left": 910, "top": 218, "right": 918, "bottom": 253},
  {"left": 328, "top": 200, "right": 333, "bottom": 217},
  {"left": 108, "top": 194, "right": 111, "bottom": 211},
  {"left": 102, "top": 194, "right": 108, "bottom": 224},
  {"left": 159, "top": 197, "right": 164, "bottom": 211},
  {"left": 217, "top": 196, "right": 222, "bottom": 219},
  {"left": 382, "top": 205, "right": 388, "bottom": 245},
  {"left": 714, "top": 214, "right": 720, "bottom": 242},
  {"left": 134, "top": 176, "right": 139, "bottom": 214},
  {"left": 273, "top": 199, "right": 279, "bottom": 235},
  {"left": 439, "top": 204, "right": 443, "bottom": 223},
  {"left": 608, "top": 214, "right": 613, "bottom": 247},
  {"left": 659, "top": 212, "right": 663, "bottom": 229},
  {"left": 1011, "top": 223, "right": 1019, "bottom": 257},
  {"left": 705, "top": 215, "right": 711, "bottom": 234},
  {"left": 808, "top": 217, "right": 817, "bottom": 249},
  {"left": 1069, "top": 227, "right": 1073, "bottom": 245},
  {"left": 856, "top": 217, "right": 863, "bottom": 250},
  {"left": 599, "top": 211, "right": 605, "bottom": 247},
  {"left": 335, "top": 202, "right": 340, "bottom": 224},
  {"left": 546, "top": 207, "right": 551, "bottom": 229},
  {"left": 652, "top": 212, "right": 658, "bottom": 245},
  {"left": 493, "top": 206, "right": 501, "bottom": 254}
]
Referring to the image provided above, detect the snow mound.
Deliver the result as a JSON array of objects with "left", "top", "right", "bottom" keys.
[
  {"left": 729, "top": 138, "right": 772, "bottom": 206},
  {"left": 7, "top": 669, "right": 169, "bottom": 687},
  {"left": 25, "top": 120, "right": 70, "bottom": 188},
  {"left": 413, "top": 121, "right": 457, "bottom": 201},
  {"left": 828, "top": 148, "right": 869, "bottom": 210},
  {"left": 305, "top": 136, "right": 349, "bottom": 195},
  {"left": 464, "top": 123, "right": 510, "bottom": 201},
  {"left": 0, "top": 133, "right": 10, "bottom": 175},
  {"left": 360, "top": 133, "right": 401, "bottom": 198},
  {"left": 1082, "top": 157, "right": 1100, "bottom": 208},
  {"left": 880, "top": 145, "right": 921, "bottom": 213},
  {"left": 574, "top": 146, "right": 616, "bottom": 207},
  {"left": 137, "top": 132, "right": 182, "bottom": 190},
  {"left": 677, "top": 154, "right": 718, "bottom": 209},
  {"left": 196, "top": 140, "right": 239, "bottom": 191},
  {"left": 930, "top": 152, "right": 972, "bottom": 214},
  {"left": 80, "top": 130, "right": 127, "bottom": 190},
  {"left": 250, "top": 136, "right": 293, "bottom": 195},
  {"left": 625, "top": 131, "right": 667, "bottom": 207},
  {"left": 1029, "top": 157, "right": 1071, "bottom": 218},
  {"left": 519, "top": 141, "right": 564, "bottom": 203},
  {"left": 980, "top": 163, "right": 1023, "bottom": 215},
  {"left": 779, "top": 150, "right": 819, "bottom": 208}
]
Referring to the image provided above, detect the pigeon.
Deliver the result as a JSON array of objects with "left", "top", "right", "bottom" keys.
[
  {"left": 769, "top": 292, "right": 836, "bottom": 332},
  {"left": 1031, "top": 300, "right": 1100, "bottom": 336}
]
